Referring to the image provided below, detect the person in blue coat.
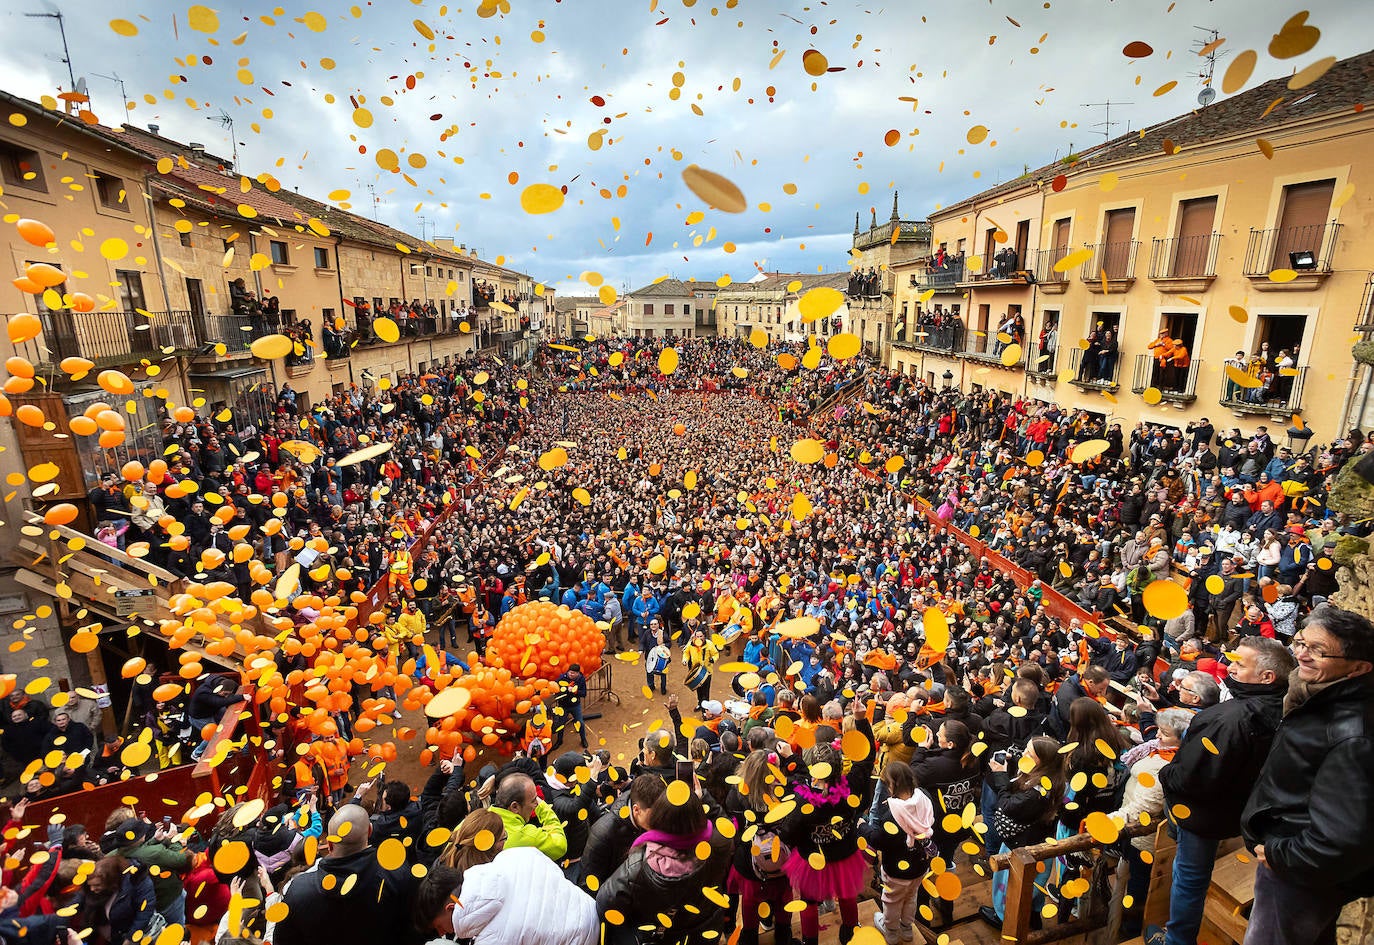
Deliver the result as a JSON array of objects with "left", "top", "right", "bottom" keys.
[
  {"left": 632, "top": 587, "right": 662, "bottom": 641},
  {"left": 621, "top": 577, "right": 641, "bottom": 619}
]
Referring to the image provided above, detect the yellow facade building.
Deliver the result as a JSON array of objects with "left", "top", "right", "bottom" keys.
[
  {"left": 890, "top": 50, "right": 1374, "bottom": 440},
  {"left": 714, "top": 272, "right": 850, "bottom": 344},
  {"left": 848, "top": 194, "right": 932, "bottom": 361}
]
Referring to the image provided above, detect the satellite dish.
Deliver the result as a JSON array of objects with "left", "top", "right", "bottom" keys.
[
  {"left": 1198, "top": 87, "right": 1217, "bottom": 107},
  {"left": 74, "top": 77, "right": 88, "bottom": 97}
]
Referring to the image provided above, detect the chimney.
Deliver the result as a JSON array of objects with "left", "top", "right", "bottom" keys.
[
  {"left": 148, "top": 124, "right": 160, "bottom": 135},
  {"left": 188, "top": 143, "right": 206, "bottom": 156}
]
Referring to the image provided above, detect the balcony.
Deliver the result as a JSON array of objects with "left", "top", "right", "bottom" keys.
[
  {"left": 1130, "top": 353, "right": 1202, "bottom": 403},
  {"left": 1220, "top": 364, "right": 1306, "bottom": 416},
  {"left": 913, "top": 260, "right": 965, "bottom": 293},
  {"left": 1030, "top": 247, "right": 1070, "bottom": 295},
  {"left": 1025, "top": 344, "right": 1059, "bottom": 378},
  {"left": 1066, "top": 345, "right": 1123, "bottom": 391},
  {"left": 1242, "top": 222, "right": 1341, "bottom": 291},
  {"left": 1149, "top": 234, "right": 1221, "bottom": 293},
  {"left": 1079, "top": 241, "right": 1139, "bottom": 293},
  {"left": 961, "top": 329, "right": 1025, "bottom": 368},
  {"left": 897, "top": 322, "right": 961, "bottom": 354},
  {"left": 33, "top": 309, "right": 195, "bottom": 368},
  {"left": 959, "top": 250, "right": 1034, "bottom": 288},
  {"left": 1358, "top": 274, "right": 1374, "bottom": 332}
]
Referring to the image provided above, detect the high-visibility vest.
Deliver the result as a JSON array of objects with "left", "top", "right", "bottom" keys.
[{"left": 390, "top": 550, "right": 412, "bottom": 574}]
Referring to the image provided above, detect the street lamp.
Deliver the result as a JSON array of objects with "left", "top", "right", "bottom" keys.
[{"left": 942, "top": 369, "right": 955, "bottom": 390}]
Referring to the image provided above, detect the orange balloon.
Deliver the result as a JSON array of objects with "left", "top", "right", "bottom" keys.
[
  {"left": 68, "top": 415, "right": 97, "bottom": 436},
  {"left": 148, "top": 459, "right": 168, "bottom": 480},
  {"left": 69, "top": 293, "right": 96, "bottom": 314},
  {"left": 179, "top": 662, "right": 203, "bottom": 680},
  {"left": 121, "top": 656, "right": 148, "bottom": 679},
  {"left": 97, "top": 430, "right": 126, "bottom": 448},
  {"left": 15, "top": 404, "right": 45, "bottom": 428},
  {"left": 97, "top": 370, "right": 135, "bottom": 396},
  {"left": 15, "top": 219, "right": 55, "bottom": 247},
  {"left": 0, "top": 675, "right": 16, "bottom": 700},
  {"left": 69, "top": 632, "right": 99, "bottom": 654},
  {"left": 95, "top": 409, "right": 126, "bottom": 432},
  {"left": 121, "top": 460, "right": 145, "bottom": 482},
  {"left": 6, "top": 356, "right": 35, "bottom": 378},
  {"left": 153, "top": 683, "right": 184, "bottom": 703},
  {"left": 24, "top": 263, "right": 66, "bottom": 288},
  {"left": 173, "top": 406, "right": 196, "bottom": 423},
  {"left": 11, "top": 277, "right": 44, "bottom": 296},
  {"left": 3, "top": 376, "right": 34, "bottom": 395},
  {"left": 42, "top": 504, "right": 79, "bottom": 526}
]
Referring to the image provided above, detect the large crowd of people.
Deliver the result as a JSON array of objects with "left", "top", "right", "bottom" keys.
[{"left": 4, "top": 334, "right": 1373, "bottom": 945}]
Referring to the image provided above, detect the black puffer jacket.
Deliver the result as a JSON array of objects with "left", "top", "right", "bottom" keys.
[
  {"left": 1242, "top": 676, "right": 1374, "bottom": 896},
  {"left": 579, "top": 794, "right": 642, "bottom": 891},
  {"left": 595, "top": 825, "right": 732, "bottom": 943},
  {"left": 1159, "top": 678, "right": 1286, "bottom": 840},
  {"left": 546, "top": 777, "right": 601, "bottom": 863}
]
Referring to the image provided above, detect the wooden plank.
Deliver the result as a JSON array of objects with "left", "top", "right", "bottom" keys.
[
  {"left": 990, "top": 821, "right": 1153, "bottom": 871},
  {"left": 1142, "top": 823, "right": 1176, "bottom": 930},
  {"left": 1209, "top": 852, "right": 1257, "bottom": 908},
  {"left": 25, "top": 512, "right": 180, "bottom": 583},
  {"left": 1001, "top": 849, "right": 1039, "bottom": 943}
]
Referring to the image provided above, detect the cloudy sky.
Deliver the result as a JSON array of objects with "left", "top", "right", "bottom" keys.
[{"left": 1, "top": 0, "right": 1366, "bottom": 295}]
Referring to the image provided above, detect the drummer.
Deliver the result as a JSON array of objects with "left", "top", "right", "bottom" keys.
[{"left": 683, "top": 627, "right": 721, "bottom": 711}]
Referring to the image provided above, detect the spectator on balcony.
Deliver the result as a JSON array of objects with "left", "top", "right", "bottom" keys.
[
  {"left": 1147, "top": 329, "right": 1175, "bottom": 389},
  {"left": 1036, "top": 318, "right": 1058, "bottom": 371},
  {"left": 1168, "top": 339, "right": 1192, "bottom": 392},
  {"left": 1223, "top": 350, "right": 1249, "bottom": 402},
  {"left": 1273, "top": 349, "right": 1296, "bottom": 403},
  {"left": 1079, "top": 321, "right": 1105, "bottom": 382}
]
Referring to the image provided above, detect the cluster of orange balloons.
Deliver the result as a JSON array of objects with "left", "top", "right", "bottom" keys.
[
  {"left": 486, "top": 600, "right": 606, "bottom": 681},
  {"left": 419, "top": 664, "right": 562, "bottom": 760}
]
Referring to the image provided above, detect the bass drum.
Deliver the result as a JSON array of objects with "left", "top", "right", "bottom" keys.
[{"left": 684, "top": 664, "right": 709, "bottom": 690}]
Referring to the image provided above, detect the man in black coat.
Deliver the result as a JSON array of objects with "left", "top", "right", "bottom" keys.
[
  {"left": 1242, "top": 607, "right": 1374, "bottom": 945},
  {"left": 1047, "top": 665, "right": 1109, "bottom": 740},
  {"left": 1155, "top": 637, "right": 1293, "bottom": 945},
  {"left": 274, "top": 805, "right": 423, "bottom": 945},
  {"left": 578, "top": 774, "right": 666, "bottom": 893}
]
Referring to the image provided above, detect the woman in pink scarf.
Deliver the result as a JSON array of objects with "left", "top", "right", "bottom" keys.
[{"left": 859, "top": 764, "right": 937, "bottom": 944}]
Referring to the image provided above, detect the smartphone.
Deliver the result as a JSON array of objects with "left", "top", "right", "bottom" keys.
[
  {"left": 54, "top": 925, "right": 67, "bottom": 945},
  {"left": 991, "top": 750, "right": 1008, "bottom": 766},
  {"left": 674, "top": 760, "right": 695, "bottom": 784},
  {"left": 162, "top": 816, "right": 172, "bottom": 826}
]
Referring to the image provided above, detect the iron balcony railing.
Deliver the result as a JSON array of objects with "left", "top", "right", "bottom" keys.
[
  {"left": 36, "top": 310, "right": 195, "bottom": 366},
  {"left": 1067, "top": 345, "right": 1123, "bottom": 388},
  {"left": 1025, "top": 344, "right": 1058, "bottom": 377},
  {"left": 1242, "top": 221, "right": 1341, "bottom": 276},
  {"left": 1220, "top": 363, "right": 1306, "bottom": 413},
  {"left": 1149, "top": 233, "right": 1221, "bottom": 280},
  {"left": 916, "top": 259, "right": 965, "bottom": 289},
  {"left": 1131, "top": 353, "right": 1202, "bottom": 400},
  {"left": 1080, "top": 241, "right": 1140, "bottom": 282},
  {"left": 1030, "top": 247, "right": 1069, "bottom": 284},
  {"left": 904, "top": 322, "right": 961, "bottom": 352},
  {"left": 1358, "top": 274, "right": 1374, "bottom": 332}
]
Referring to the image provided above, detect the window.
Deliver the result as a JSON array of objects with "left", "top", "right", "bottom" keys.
[
  {"left": 28, "top": 261, "right": 66, "bottom": 313},
  {"left": 94, "top": 171, "right": 127, "bottom": 210},
  {"left": 1272, "top": 179, "right": 1335, "bottom": 269},
  {"left": 426, "top": 266, "right": 433, "bottom": 277},
  {"left": 664, "top": 304, "right": 675, "bottom": 315},
  {"left": 1014, "top": 220, "right": 1031, "bottom": 270},
  {"left": 179, "top": 230, "right": 192, "bottom": 248},
  {"left": 115, "top": 271, "right": 146, "bottom": 312},
  {"left": 314, "top": 246, "right": 332, "bottom": 269},
  {"left": 0, "top": 140, "right": 46, "bottom": 191},
  {"left": 1171, "top": 196, "right": 1218, "bottom": 276},
  {"left": 270, "top": 240, "right": 289, "bottom": 265},
  {"left": 643, "top": 304, "right": 654, "bottom": 315},
  {"left": 1101, "top": 208, "right": 1137, "bottom": 278},
  {"left": 185, "top": 278, "right": 205, "bottom": 320}
]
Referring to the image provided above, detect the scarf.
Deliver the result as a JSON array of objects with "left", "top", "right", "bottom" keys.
[
  {"left": 632, "top": 821, "right": 713, "bottom": 851},
  {"left": 886, "top": 793, "right": 934, "bottom": 846}
]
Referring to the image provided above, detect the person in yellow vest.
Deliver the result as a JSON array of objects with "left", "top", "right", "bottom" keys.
[
  {"left": 682, "top": 628, "right": 720, "bottom": 710},
  {"left": 396, "top": 597, "right": 427, "bottom": 656},
  {"left": 522, "top": 705, "right": 553, "bottom": 760},
  {"left": 387, "top": 538, "right": 413, "bottom": 596}
]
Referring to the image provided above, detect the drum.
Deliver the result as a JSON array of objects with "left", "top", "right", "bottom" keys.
[
  {"left": 724, "top": 699, "right": 750, "bottom": 722},
  {"left": 685, "top": 664, "right": 709, "bottom": 690},
  {"left": 647, "top": 651, "right": 670, "bottom": 674},
  {"left": 720, "top": 622, "right": 743, "bottom": 645}
]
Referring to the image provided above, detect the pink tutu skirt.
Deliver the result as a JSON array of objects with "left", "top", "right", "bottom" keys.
[
  {"left": 783, "top": 848, "right": 867, "bottom": 902},
  {"left": 726, "top": 864, "right": 791, "bottom": 897}
]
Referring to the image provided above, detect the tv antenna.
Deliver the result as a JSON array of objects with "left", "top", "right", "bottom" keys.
[
  {"left": 366, "top": 182, "right": 380, "bottom": 220},
  {"left": 1191, "top": 27, "right": 1227, "bottom": 106},
  {"left": 1082, "top": 99, "right": 1134, "bottom": 140},
  {"left": 24, "top": 10, "right": 76, "bottom": 91},
  {"left": 91, "top": 71, "right": 130, "bottom": 126},
  {"left": 206, "top": 109, "right": 240, "bottom": 169}
]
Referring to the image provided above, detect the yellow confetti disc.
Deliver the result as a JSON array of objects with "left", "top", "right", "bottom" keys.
[
  {"left": 1142, "top": 580, "right": 1188, "bottom": 621},
  {"left": 665, "top": 780, "right": 692, "bottom": 806},
  {"left": 1069, "top": 439, "right": 1109, "bottom": 464},
  {"left": 373, "top": 317, "right": 401, "bottom": 343},
  {"left": 789, "top": 439, "right": 825, "bottom": 464},
  {"left": 249, "top": 334, "right": 293, "bottom": 360},
  {"left": 375, "top": 837, "right": 408, "bottom": 871},
  {"left": 827, "top": 333, "right": 862, "bottom": 360},
  {"left": 1205, "top": 574, "right": 1226, "bottom": 595},
  {"left": 520, "top": 183, "right": 565, "bottom": 215},
  {"left": 1142, "top": 387, "right": 1163, "bottom": 405},
  {"left": 658, "top": 347, "right": 680, "bottom": 375}
]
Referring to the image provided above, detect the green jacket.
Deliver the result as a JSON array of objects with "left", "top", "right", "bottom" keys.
[
  {"left": 119, "top": 840, "right": 191, "bottom": 909},
  {"left": 494, "top": 800, "right": 567, "bottom": 861}
]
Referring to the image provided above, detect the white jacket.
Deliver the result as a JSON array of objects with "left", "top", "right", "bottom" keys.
[{"left": 450, "top": 845, "right": 598, "bottom": 945}]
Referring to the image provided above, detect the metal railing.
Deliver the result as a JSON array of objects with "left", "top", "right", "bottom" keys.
[
  {"left": 1359, "top": 274, "right": 1374, "bottom": 331},
  {"left": 904, "top": 322, "right": 962, "bottom": 352},
  {"left": 1067, "top": 345, "right": 1123, "bottom": 388},
  {"left": 971, "top": 248, "right": 1025, "bottom": 282},
  {"left": 1242, "top": 221, "right": 1341, "bottom": 276},
  {"left": 1131, "top": 353, "right": 1203, "bottom": 399},
  {"left": 36, "top": 309, "right": 195, "bottom": 366},
  {"left": 1150, "top": 233, "right": 1221, "bottom": 279},
  {"left": 1031, "top": 247, "right": 1070, "bottom": 284},
  {"left": 916, "top": 260, "right": 965, "bottom": 289},
  {"left": 1220, "top": 363, "right": 1306, "bottom": 413},
  {"left": 1026, "top": 344, "right": 1058, "bottom": 376},
  {"left": 1080, "top": 241, "right": 1140, "bottom": 282}
]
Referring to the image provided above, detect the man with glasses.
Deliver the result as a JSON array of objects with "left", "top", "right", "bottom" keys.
[
  {"left": 1241, "top": 607, "right": 1374, "bottom": 945},
  {"left": 1152, "top": 637, "right": 1293, "bottom": 945}
]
